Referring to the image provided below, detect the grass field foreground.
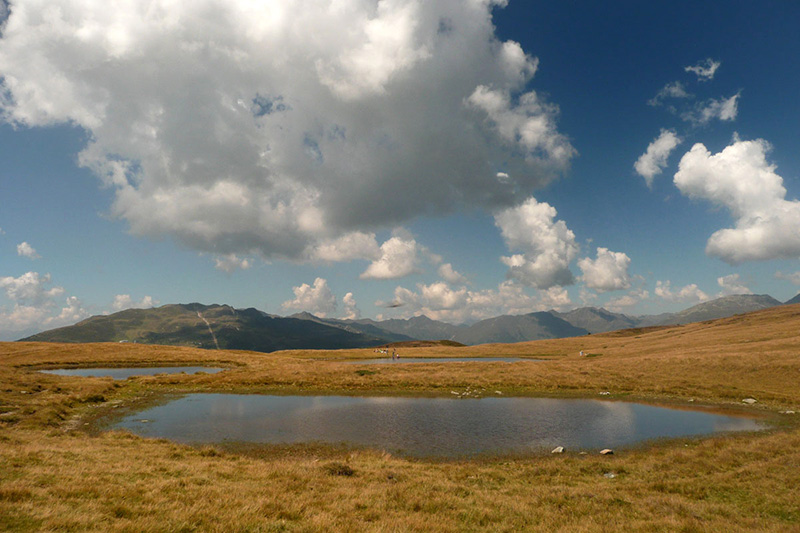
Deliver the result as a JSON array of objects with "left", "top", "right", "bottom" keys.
[{"left": 2, "top": 305, "right": 800, "bottom": 531}]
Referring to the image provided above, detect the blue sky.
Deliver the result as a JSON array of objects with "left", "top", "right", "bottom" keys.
[{"left": 2, "top": 0, "right": 800, "bottom": 340}]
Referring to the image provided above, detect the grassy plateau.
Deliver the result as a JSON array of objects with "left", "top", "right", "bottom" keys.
[{"left": 2, "top": 304, "right": 800, "bottom": 532}]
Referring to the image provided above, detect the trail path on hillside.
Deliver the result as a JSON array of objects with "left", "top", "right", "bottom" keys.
[{"left": 197, "top": 311, "right": 220, "bottom": 350}]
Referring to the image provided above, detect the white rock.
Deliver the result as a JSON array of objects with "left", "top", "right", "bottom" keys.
[
  {"left": 742, "top": 398, "right": 758, "bottom": 405},
  {"left": 599, "top": 449, "right": 614, "bottom": 455},
  {"left": 551, "top": 446, "right": 565, "bottom": 454}
]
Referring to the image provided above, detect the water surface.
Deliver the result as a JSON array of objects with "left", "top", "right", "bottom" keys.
[
  {"left": 348, "top": 357, "right": 526, "bottom": 364},
  {"left": 112, "top": 394, "right": 765, "bottom": 457},
  {"left": 41, "top": 367, "right": 226, "bottom": 380}
]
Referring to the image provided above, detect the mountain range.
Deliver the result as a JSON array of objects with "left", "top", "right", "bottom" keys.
[{"left": 20, "top": 293, "right": 797, "bottom": 352}]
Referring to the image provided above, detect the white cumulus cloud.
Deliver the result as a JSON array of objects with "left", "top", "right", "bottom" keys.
[
  {"left": 438, "top": 263, "right": 467, "bottom": 285},
  {"left": 384, "top": 279, "right": 569, "bottom": 323},
  {"left": 341, "top": 292, "right": 361, "bottom": 320},
  {"left": 50, "top": 296, "right": 90, "bottom": 325},
  {"left": 717, "top": 274, "right": 752, "bottom": 295},
  {"left": 605, "top": 288, "right": 649, "bottom": 313},
  {"left": 305, "top": 232, "right": 380, "bottom": 263},
  {"left": 634, "top": 129, "right": 682, "bottom": 187},
  {"left": 495, "top": 197, "right": 578, "bottom": 289},
  {"left": 16, "top": 241, "right": 40, "bottom": 259},
  {"left": 0, "top": 271, "right": 88, "bottom": 338},
  {"left": 0, "top": 0, "right": 574, "bottom": 262},
  {"left": 282, "top": 277, "right": 337, "bottom": 318},
  {"left": 674, "top": 138, "right": 800, "bottom": 263},
  {"left": 111, "top": 294, "right": 158, "bottom": 312},
  {"left": 655, "top": 280, "right": 709, "bottom": 303},
  {"left": 578, "top": 247, "right": 632, "bottom": 293},
  {"left": 361, "top": 231, "right": 421, "bottom": 280},
  {"left": 1, "top": 271, "right": 63, "bottom": 305}
]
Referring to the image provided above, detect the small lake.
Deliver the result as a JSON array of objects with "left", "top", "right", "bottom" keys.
[
  {"left": 111, "top": 394, "right": 765, "bottom": 457},
  {"left": 347, "top": 357, "right": 527, "bottom": 364},
  {"left": 41, "top": 367, "right": 227, "bottom": 380}
]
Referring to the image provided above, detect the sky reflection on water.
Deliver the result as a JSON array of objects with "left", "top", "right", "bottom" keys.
[{"left": 112, "top": 394, "right": 765, "bottom": 457}]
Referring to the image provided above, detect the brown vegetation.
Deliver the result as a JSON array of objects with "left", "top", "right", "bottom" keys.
[{"left": 2, "top": 305, "right": 800, "bottom": 531}]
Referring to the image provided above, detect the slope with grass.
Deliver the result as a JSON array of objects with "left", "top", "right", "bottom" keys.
[{"left": 21, "top": 303, "right": 389, "bottom": 351}]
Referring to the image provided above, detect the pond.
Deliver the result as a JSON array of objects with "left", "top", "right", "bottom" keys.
[
  {"left": 111, "top": 394, "right": 766, "bottom": 457},
  {"left": 41, "top": 367, "right": 227, "bottom": 380},
  {"left": 347, "top": 357, "right": 528, "bottom": 364}
]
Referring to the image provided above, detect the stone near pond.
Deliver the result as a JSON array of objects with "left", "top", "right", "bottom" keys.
[
  {"left": 599, "top": 391, "right": 611, "bottom": 396},
  {"left": 780, "top": 410, "right": 796, "bottom": 415},
  {"left": 551, "top": 446, "right": 565, "bottom": 454},
  {"left": 599, "top": 449, "right": 614, "bottom": 455},
  {"left": 742, "top": 398, "right": 758, "bottom": 405}
]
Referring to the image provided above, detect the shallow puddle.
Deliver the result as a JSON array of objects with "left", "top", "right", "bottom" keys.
[
  {"left": 41, "top": 367, "right": 227, "bottom": 380},
  {"left": 111, "top": 394, "right": 766, "bottom": 457}
]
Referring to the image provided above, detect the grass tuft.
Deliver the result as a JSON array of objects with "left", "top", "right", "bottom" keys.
[{"left": 323, "top": 462, "right": 355, "bottom": 476}]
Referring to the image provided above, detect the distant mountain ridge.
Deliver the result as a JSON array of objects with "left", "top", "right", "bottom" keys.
[
  {"left": 452, "top": 312, "right": 588, "bottom": 344},
  {"left": 21, "top": 294, "right": 797, "bottom": 352},
  {"left": 784, "top": 293, "right": 800, "bottom": 306}
]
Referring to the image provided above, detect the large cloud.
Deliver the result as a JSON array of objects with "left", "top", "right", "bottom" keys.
[
  {"left": 495, "top": 197, "right": 578, "bottom": 289},
  {"left": 281, "top": 277, "right": 337, "bottom": 317},
  {"left": 1, "top": 271, "right": 63, "bottom": 305},
  {"left": 577, "top": 247, "right": 631, "bottom": 293},
  {"left": 0, "top": 271, "right": 89, "bottom": 339},
  {"left": 360, "top": 230, "right": 422, "bottom": 280},
  {"left": 0, "top": 0, "right": 574, "bottom": 261},
  {"left": 674, "top": 138, "right": 800, "bottom": 263}
]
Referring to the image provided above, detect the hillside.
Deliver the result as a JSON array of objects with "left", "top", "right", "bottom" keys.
[
  {"left": 453, "top": 312, "right": 588, "bottom": 345},
  {"left": 354, "top": 315, "right": 466, "bottom": 341},
  {"left": 659, "top": 294, "right": 782, "bottom": 325},
  {"left": 21, "top": 303, "right": 388, "bottom": 352},
  {"left": 552, "top": 307, "right": 638, "bottom": 334}
]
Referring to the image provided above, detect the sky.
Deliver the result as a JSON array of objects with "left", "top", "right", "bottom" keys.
[{"left": 2, "top": 0, "right": 800, "bottom": 340}]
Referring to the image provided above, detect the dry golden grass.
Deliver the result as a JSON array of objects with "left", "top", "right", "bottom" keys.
[{"left": 2, "top": 304, "right": 800, "bottom": 531}]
